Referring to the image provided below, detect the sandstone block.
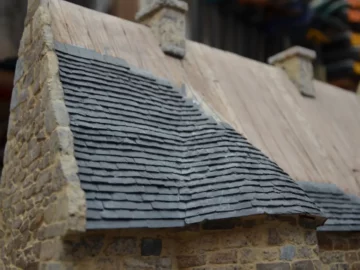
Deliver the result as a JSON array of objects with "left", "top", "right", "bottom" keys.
[
  {"left": 268, "top": 228, "right": 283, "bottom": 245},
  {"left": 65, "top": 181, "right": 86, "bottom": 233},
  {"left": 334, "top": 239, "right": 349, "bottom": 250},
  {"left": 64, "top": 235, "right": 104, "bottom": 260},
  {"left": 44, "top": 196, "right": 68, "bottom": 224},
  {"left": 320, "top": 251, "right": 345, "bottom": 264},
  {"left": 209, "top": 250, "right": 237, "bottom": 264},
  {"left": 123, "top": 257, "right": 168, "bottom": 270},
  {"left": 292, "top": 260, "right": 314, "bottom": 270},
  {"left": 262, "top": 248, "right": 279, "bottom": 261},
  {"left": 32, "top": 6, "right": 52, "bottom": 38},
  {"left": 349, "top": 238, "right": 360, "bottom": 250},
  {"left": 296, "top": 246, "right": 313, "bottom": 259},
  {"left": 176, "top": 255, "right": 206, "bottom": 268},
  {"left": 40, "top": 52, "right": 59, "bottom": 88},
  {"left": 239, "top": 248, "right": 257, "bottom": 264},
  {"left": 43, "top": 222, "right": 67, "bottom": 238},
  {"left": 46, "top": 101, "right": 70, "bottom": 134},
  {"left": 26, "top": 0, "right": 41, "bottom": 24},
  {"left": 29, "top": 210, "right": 44, "bottom": 231},
  {"left": 305, "top": 230, "right": 317, "bottom": 245},
  {"left": 330, "top": 264, "right": 349, "bottom": 270},
  {"left": 40, "top": 239, "right": 63, "bottom": 261},
  {"left": 256, "top": 262, "right": 290, "bottom": 270},
  {"left": 345, "top": 251, "right": 358, "bottom": 263},
  {"left": 221, "top": 232, "right": 250, "bottom": 248},
  {"left": 352, "top": 263, "right": 360, "bottom": 270},
  {"left": 104, "top": 237, "right": 137, "bottom": 256},
  {"left": 28, "top": 137, "right": 41, "bottom": 163}
]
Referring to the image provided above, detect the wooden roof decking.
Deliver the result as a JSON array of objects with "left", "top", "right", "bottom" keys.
[{"left": 47, "top": 0, "right": 360, "bottom": 194}]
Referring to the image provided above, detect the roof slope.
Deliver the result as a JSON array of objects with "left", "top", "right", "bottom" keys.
[
  {"left": 298, "top": 181, "right": 360, "bottom": 231},
  {"left": 56, "top": 43, "right": 321, "bottom": 229},
  {"left": 47, "top": 0, "right": 360, "bottom": 194}
]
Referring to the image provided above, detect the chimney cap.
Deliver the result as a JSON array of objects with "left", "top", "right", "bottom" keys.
[
  {"left": 268, "top": 46, "right": 316, "bottom": 65},
  {"left": 136, "top": 0, "right": 188, "bottom": 21}
]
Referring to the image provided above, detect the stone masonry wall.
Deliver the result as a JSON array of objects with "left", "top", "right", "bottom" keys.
[
  {"left": 318, "top": 232, "right": 360, "bottom": 270},
  {"left": 0, "top": 1, "right": 86, "bottom": 269},
  {"left": 63, "top": 215, "right": 321, "bottom": 270}
]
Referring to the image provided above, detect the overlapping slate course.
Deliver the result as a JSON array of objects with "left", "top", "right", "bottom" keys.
[
  {"left": 55, "top": 43, "right": 321, "bottom": 229},
  {"left": 298, "top": 181, "right": 360, "bottom": 231}
]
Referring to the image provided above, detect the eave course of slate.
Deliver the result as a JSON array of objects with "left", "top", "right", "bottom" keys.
[
  {"left": 298, "top": 181, "right": 360, "bottom": 232},
  {"left": 55, "top": 42, "right": 322, "bottom": 230}
]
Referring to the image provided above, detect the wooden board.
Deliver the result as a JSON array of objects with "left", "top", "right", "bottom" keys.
[{"left": 48, "top": 0, "right": 360, "bottom": 194}]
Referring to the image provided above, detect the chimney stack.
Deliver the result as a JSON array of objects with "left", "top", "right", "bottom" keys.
[
  {"left": 136, "top": 0, "right": 188, "bottom": 59},
  {"left": 268, "top": 46, "right": 317, "bottom": 98}
]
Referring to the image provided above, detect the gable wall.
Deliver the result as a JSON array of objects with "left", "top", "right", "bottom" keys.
[
  {"left": 61, "top": 215, "right": 321, "bottom": 270},
  {"left": 0, "top": 1, "right": 86, "bottom": 269},
  {"left": 318, "top": 232, "right": 360, "bottom": 270}
]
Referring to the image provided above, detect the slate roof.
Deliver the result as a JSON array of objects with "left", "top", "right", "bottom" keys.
[
  {"left": 55, "top": 42, "right": 322, "bottom": 230},
  {"left": 298, "top": 181, "right": 360, "bottom": 231}
]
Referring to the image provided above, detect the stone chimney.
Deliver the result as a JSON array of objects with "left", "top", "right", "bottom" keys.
[
  {"left": 136, "top": 0, "right": 188, "bottom": 59},
  {"left": 268, "top": 46, "right": 317, "bottom": 98}
]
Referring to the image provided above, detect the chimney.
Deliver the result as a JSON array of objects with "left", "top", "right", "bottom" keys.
[
  {"left": 136, "top": 0, "right": 188, "bottom": 59},
  {"left": 268, "top": 46, "right": 317, "bottom": 98}
]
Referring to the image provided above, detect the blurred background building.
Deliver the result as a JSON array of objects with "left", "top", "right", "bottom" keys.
[{"left": 0, "top": 0, "right": 359, "bottom": 172}]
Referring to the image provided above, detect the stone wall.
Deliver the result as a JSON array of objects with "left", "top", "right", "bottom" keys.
[
  {"left": 0, "top": 1, "right": 86, "bottom": 269},
  {"left": 318, "top": 232, "right": 360, "bottom": 270},
  {"left": 62, "top": 215, "right": 321, "bottom": 270}
]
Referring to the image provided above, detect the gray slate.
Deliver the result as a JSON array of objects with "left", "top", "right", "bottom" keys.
[
  {"left": 297, "top": 181, "right": 360, "bottom": 231},
  {"left": 55, "top": 42, "right": 322, "bottom": 230}
]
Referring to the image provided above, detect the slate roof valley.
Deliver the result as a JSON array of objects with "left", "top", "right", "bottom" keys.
[
  {"left": 55, "top": 42, "right": 322, "bottom": 230},
  {"left": 298, "top": 181, "right": 360, "bottom": 231}
]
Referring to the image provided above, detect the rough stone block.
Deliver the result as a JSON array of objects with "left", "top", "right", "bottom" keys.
[
  {"left": 93, "top": 257, "right": 119, "bottom": 270},
  {"left": 352, "top": 263, "right": 360, "bottom": 270},
  {"left": 32, "top": 6, "right": 52, "bottom": 38},
  {"left": 349, "top": 238, "right": 360, "bottom": 250},
  {"left": 305, "top": 231, "right": 317, "bottom": 245},
  {"left": 141, "top": 238, "right": 162, "bottom": 256},
  {"left": 209, "top": 250, "right": 237, "bottom": 264},
  {"left": 176, "top": 255, "right": 206, "bottom": 268},
  {"left": 43, "top": 222, "right": 67, "bottom": 238},
  {"left": 123, "top": 257, "right": 162, "bottom": 270},
  {"left": 345, "top": 251, "right": 358, "bottom": 263},
  {"left": 104, "top": 237, "right": 137, "bottom": 256},
  {"left": 268, "top": 228, "right": 283, "bottom": 245},
  {"left": 296, "top": 246, "right": 313, "bottom": 259},
  {"left": 40, "top": 239, "right": 63, "bottom": 261},
  {"left": 256, "top": 262, "right": 290, "bottom": 270},
  {"left": 262, "top": 248, "right": 279, "bottom": 262},
  {"left": 46, "top": 101, "right": 70, "bottom": 134},
  {"left": 334, "top": 239, "right": 349, "bottom": 250},
  {"left": 299, "top": 216, "right": 318, "bottom": 229},
  {"left": 64, "top": 235, "right": 104, "bottom": 260},
  {"left": 280, "top": 245, "right": 296, "bottom": 261},
  {"left": 40, "top": 52, "right": 59, "bottom": 88},
  {"left": 65, "top": 182, "right": 86, "bottom": 233},
  {"left": 44, "top": 197, "right": 67, "bottom": 224},
  {"left": 26, "top": 0, "right": 41, "bottom": 24},
  {"left": 13, "top": 58, "right": 24, "bottom": 85},
  {"left": 222, "top": 232, "right": 250, "bottom": 248},
  {"left": 320, "top": 251, "right": 345, "bottom": 264},
  {"left": 330, "top": 264, "right": 350, "bottom": 270},
  {"left": 292, "top": 260, "right": 314, "bottom": 270},
  {"left": 239, "top": 248, "right": 257, "bottom": 264}
]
